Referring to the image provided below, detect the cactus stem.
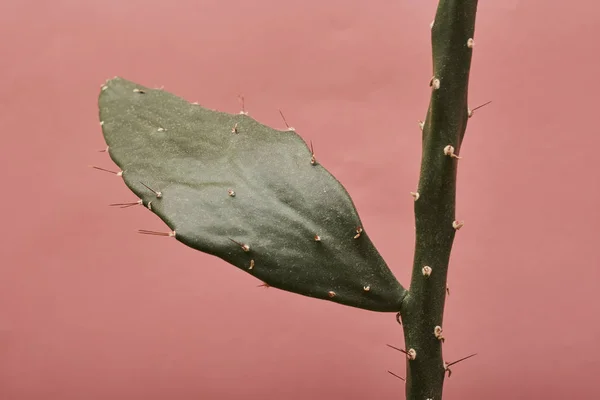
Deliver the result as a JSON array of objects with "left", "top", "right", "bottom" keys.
[
  {"left": 401, "top": 1, "right": 478, "bottom": 395},
  {"left": 278, "top": 109, "right": 295, "bottom": 131},
  {"left": 467, "top": 38, "right": 475, "bottom": 48},
  {"left": 467, "top": 100, "right": 492, "bottom": 118},
  {"left": 109, "top": 200, "right": 142, "bottom": 208},
  {"left": 443, "top": 145, "right": 461, "bottom": 159},
  {"left": 309, "top": 140, "right": 316, "bottom": 165},
  {"left": 133, "top": 88, "right": 146, "bottom": 94},
  {"left": 238, "top": 95, "right": 248, "bottom": 115},
  {"left": 452, "top": 220, "right": 464, "bottom": 230},
  {"left": 89, "top": 165, "right": 123, "bottom": 176},
  {"left": 248, "top": 259, "right": 255, "bottom": 270},
  {"left": 353, "top": 226, "right": 363, "bottom": 239},
  {"left": 444, "top": 353, "right": 478, "bottom": 377},
  {"left": 422, "top": 266, "right": 432, "bottom": 276},
  {"left": 387, "top": 371, "right": 406, "bottom": 382},
  {"left": 137, "top": 229, "right": 176, "bottom": 237},
  {"left": 140, "top": 182, "right": 163, "bottom": 198},
  {"left": 410, "top": 191, "right": 420, "bottom": 201},
  {"left": 327, "top": 291, "right": 336, "bottom": 298},
  {"left": 227, "top": 189, "right": 236, "bottom": 197},
  {"left": 232, "top": 123, "right": 239, "bottom": 134},
  {"left": 228, "top": 238, "right": 250, "bottom": 252}
]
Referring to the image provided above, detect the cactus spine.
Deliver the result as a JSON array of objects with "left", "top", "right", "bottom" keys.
[{"left": 95, "top": 0, "right": 480, "bottom": 398}]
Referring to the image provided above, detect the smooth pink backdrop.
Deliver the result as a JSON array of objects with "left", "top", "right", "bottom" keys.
[{"left": 1, "top": 1, "right": 599, "bottom": 399}]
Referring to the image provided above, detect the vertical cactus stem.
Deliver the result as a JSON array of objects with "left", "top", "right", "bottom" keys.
[
  {"left": 140, "top": 182, "right": 162, "bottom": 198},
  {"left": 400, "top": 1, "right": 479, "bottom": 399},
  {"left": 228, "top": 238, "right": 250, "bottom": 252},
  {"left": 227, "top": 189, "right": 236, "bottom": 197},
  {"left": 353, "top": 226, "right": 363, "bottom": 239},
  {"left": 278, "top": 109, "right": 295, "bottom": 131}
]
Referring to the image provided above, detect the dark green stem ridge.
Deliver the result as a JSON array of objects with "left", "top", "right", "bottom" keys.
[
  {"left": 98, "top": 77, "right": 407, "bottom": 312},
  {"left": 399, "top": 1, "right": 478, "bottom": 399}
]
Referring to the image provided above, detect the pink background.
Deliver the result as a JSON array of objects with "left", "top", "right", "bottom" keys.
[{"left": 1, "top": 0, "right": 599, "bottom": 399}]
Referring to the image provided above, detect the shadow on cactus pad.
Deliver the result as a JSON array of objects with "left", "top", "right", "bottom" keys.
[{"left": 98, "top": 77, "right": 406, "bottom": 312}]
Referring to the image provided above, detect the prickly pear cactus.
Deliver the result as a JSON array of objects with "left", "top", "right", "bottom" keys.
[{"left": 98, "top": 77, "right": 406, "bottom": 312}]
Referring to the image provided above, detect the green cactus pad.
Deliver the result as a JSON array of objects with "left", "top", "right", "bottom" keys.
[{"left": 98, "top": 77, "right": 406, "bottom": 312}]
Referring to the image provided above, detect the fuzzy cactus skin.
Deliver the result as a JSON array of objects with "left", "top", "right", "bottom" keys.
[
  {"left": 98, "top": 77, "right": 407, "bottom": 312},
  {"left": 398, "top": 1, "right": 479, "bottom": 399}
]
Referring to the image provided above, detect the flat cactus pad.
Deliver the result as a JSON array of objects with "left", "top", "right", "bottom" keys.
[{"left": 98, "top": 77, "right": 406, "bottom": 312}]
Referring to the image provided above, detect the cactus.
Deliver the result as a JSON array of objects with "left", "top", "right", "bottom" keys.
[
  {"left": 95, "top": 0, "right": 479, "bottom": 398},
  {"left": 97, "top": 78, "right": 407, "bottom": 312}
]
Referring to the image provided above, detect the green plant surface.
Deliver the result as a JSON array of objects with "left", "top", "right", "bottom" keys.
[
  {"left": 98, "top": 77, "right": 407, "bottom": 312},
  {"left": 398, "top": 1, "right": 479, "bottom": 399}
]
